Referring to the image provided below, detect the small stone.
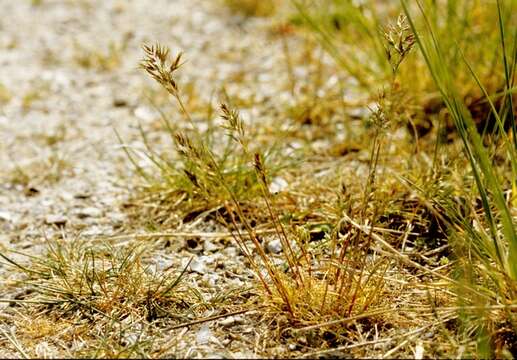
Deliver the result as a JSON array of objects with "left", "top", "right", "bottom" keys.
[
  {"left": 73, "top": 192, "right": 91, "bottom": 199},
  {"left": 203, "top": 240, "right": 218, "bottom": 253},
  {"left": 113, "top": 98, "right": 128, "bottom": 107},
  {"left": 24, "top": 187, "right": 40, "bottom": 197},
  {"left": 415, "top": 341, "right": 424, "bottom": 359},
  {"left": 75, "top": 207, "right": 102, "bottom": 219},
  {"left": 266, "top": 239, "right": 282, "bottom": 254},
  {"left": 35, "top": 341, "right": 54, "bottom": 358},
  {"left": 108, "top": 212, "right": 125, "bottom": 228},
  {"left": 122, "top": 333, "right": 139, "bottom": 346},
  {"left": 201, "top": 273, "right": 218, "bottom": 287},
  {"left": 234, "top": 352, "right": 255, "bottom": 359},
  {"left": 269, "top": 177, "right": 288, "bottom": 194},
  {"left": 189, "top": 258, "right": 206, "bottom": 274},
  {"left": 81, "top": 226, "right": 103, "bottom": 237},
  {"left": 206, "top": 354, "right": 225, "bottom": 360},
  {"left": 202, "top": 254, "right": 217, "bottom": 265},
  {"left": 233, "top": 316, "right": 245, "bottom": 325},
  {"left": 223, "top": 246, "right": 237, "bottom": 257},
  {"left": 348, "top": 107, "right": 369, "bottom": 119},
  {"left": 196, "top": 325, "right": 211, "bottom": 345},
  {"left": 230, "top": 278, "right": 243, "bottom": 288},
  {"left": 0, "top": 211, "right": 13, "bottom": 222},
  {"left": 423, "top": 331, "right": 434, "bottom": 339},
  {"left": 134, "top": 106, "right": 157, "bottom": 122},
  {"left": 45, "top": 214, "right": 67, "bottom": 227},
  {"left": 404, "top": 246, "right": 415, "bottom": 253},
  {"left": 219, "top": 316, "right": 235, "bottom": 327}
]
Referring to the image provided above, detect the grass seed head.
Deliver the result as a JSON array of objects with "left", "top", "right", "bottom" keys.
[
  {"left": 383, "top": 14, "right": 416, "bottom": 74},
  {"left": 141, "top": 43, "right": 183, "bottom": 95}
]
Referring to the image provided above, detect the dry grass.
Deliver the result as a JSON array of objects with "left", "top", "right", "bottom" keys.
[
  {"left": 126, "top": 0, "right": 516, "bottom": 355},
  {"left": 127, "top": 39, "right": 464, "bottom": 356},
  {"left": 73, "top": 41, "right": 125, "bottom": 72},
  {"left": 223, "top": 0, "right": 278, "bottom": 17},
  {"left": 0, "top": 236, "right": 248, "bottom": 357},
  {"left": 1, "top": 0, "right": 516, "bottom": 357}
]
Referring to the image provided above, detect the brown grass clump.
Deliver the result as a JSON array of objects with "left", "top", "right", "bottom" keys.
[
  {"left": 129, "top": 42, "right": 454, "bottom": 355},
  {"left": 0, "top": 237, "right": 221, "bottom": 357},
  {"left": 128, "top": 0, "right": 517, "bottom": 352},
  {"left": 1, "top": 239, "right": 196, "bottom": 322}
]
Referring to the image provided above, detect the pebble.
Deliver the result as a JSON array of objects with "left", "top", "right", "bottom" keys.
[
  {"left": 347, "top": 107, "right": 369, "bottom": 119},
  {"left": 234, "top": 352, "right": 255, "bottom": 359},
  {"left": 74, "top": 207, "right": 102, "bottom": 219},
  {"left": 107, "top": 212, "right": 125, "bottom": 227},
  {"left": 203, "top": 240, "right": 219, "bottom": 252},
  {"left": 113, "top": 98, "right": 128, "bottom": 107},
  {"left": 44, "top": 214, "right": 68, "bottom": 226},
  {"left": 134, "top": 106, "right": 157, "bottom": 122},
  {"left": 223, "top": 246, "right": 237, "bottom": 257},
  {"left": 233, "top": 316, "right": 245, "bottom": 325},
  {"left": 266, "top": 239, "right": 282, "bottom": 254},
  {"left": 73, "top": 192, "right": 91, "bottom": 200},
  {"left": 218, "top": 315, "right": 245, "bottom": 328},
  {"left": 0, "top": 211, "right": 13, "bottom": 222},
  {"left": 423, "top": 331, "right": 434, "bottom": 339},
  {"left": 189, "top": 258, "right": 207, "bottom": 274},
  {"left": 196, "top": 325, "right": 212, "bottom": 345},
  {"left": 268, "top": 177, "right": 288, "bottom": 194},
  {"left": 122, "top": 333, "right": 139, "bottom": 346},
  {"left": 219, "top": 316, "right": 236, "bottom": 327},
  {"left": 201, "top": 273, "right": 219, "bottom": 287}
]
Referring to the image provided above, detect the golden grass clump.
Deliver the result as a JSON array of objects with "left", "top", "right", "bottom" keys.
[
  {"left": 1, "top": 239, "right": 195, "bottom": 323},
  {"left": 132, "top": 44, "right": 406, "bottom": 350},
  {"left": 119, "top": 0, "right": 517, "bottom": 355}
]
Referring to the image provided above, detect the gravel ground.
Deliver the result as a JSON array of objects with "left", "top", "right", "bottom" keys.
[
  {"left": 0, "top": 0, "right": 294, "bottom": 242},
  {"left": 0, "top": 0, "right": 303, "bottom": 357}
]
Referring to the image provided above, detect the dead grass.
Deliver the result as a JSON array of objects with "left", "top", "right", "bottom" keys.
[
  {"left": 1, "top": 0, "right": 516, "bottom": 357},
  {"left": 73, "top": 41, "right": 125, "bottom": 72},
  {"left": 0, "top": 236, "right": 249, "bottom": 357},
  {"left": 125, "top": 0, "right": 516, "bottom": 354},
  {"left": 0, "top": 82, "right": 11, "bottom": 104},
  {"left": 2, "top": 151, "right": 71, "bottom": 190},
  {"left": 223, "top": 0, "right": 278, "bottom": 17},
  {"left": 123, "top": 39, "right": 467, "bottom": 356}
]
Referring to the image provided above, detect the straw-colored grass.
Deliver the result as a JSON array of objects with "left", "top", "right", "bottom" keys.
[{"left": 1, "top": 0, "right": 516, "bottom": 357}]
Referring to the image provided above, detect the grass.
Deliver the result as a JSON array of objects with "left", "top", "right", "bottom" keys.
[
  {"left": 21, "top": 80, "right": 50, "bottom": 111},
  {"left": 222, "top": 0, "right": 278, "bottom": 17},
  {"left": 1, "top": 0, "right": 516, "bottom": 357},
  {"left": 0, "top": 237, "right": 243, "bottom": 357},
  {"left": 125, "top": 40, "right": 457, "bottom": 356},
  {"left": 125, "top": 0, "right": 516, "bottom": 356},
  {"left": 400, "top": 0, "right": 517, "bottom": 356},
  {"left": 73, "top": 41, "right": 125, "bottom": 72},
  {"left": 0, "top": 82, "right": 11, "bottom": 104},
  {"left": 3, "top": 151, "right": 71, "bottom": 190}
]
